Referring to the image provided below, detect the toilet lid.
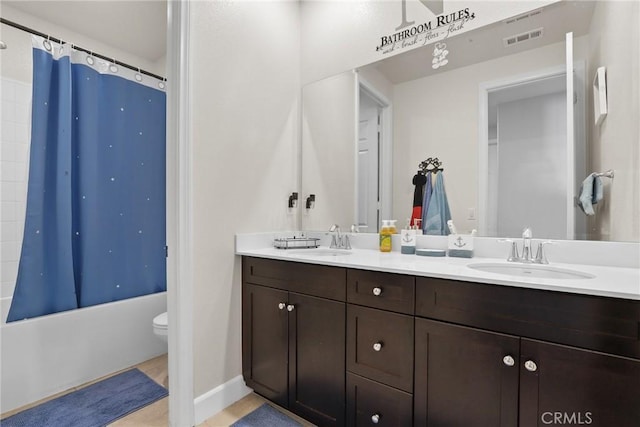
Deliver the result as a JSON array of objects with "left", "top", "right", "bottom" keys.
[{"left": 153, "top": 312, "right": 168, "bottom": 329}]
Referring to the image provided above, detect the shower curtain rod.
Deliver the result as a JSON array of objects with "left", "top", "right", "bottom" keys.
[{"left": 0, "top": 17, "right": 166, "bottom": 81}]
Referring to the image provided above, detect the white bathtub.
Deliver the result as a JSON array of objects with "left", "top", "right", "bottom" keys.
[{"left": 0, "top": 292, "right": 167, "bottom": 414}]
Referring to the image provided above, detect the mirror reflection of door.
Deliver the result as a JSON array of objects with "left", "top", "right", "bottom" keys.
[
  {"left": 358, "top": 89, "right": 382, "bottom": 232},
  {"left": 490, "top": 75, "right": 568, "bottom": 239},
  {"left": 483, "top": 33, "right": 586, "bottom": 241}
]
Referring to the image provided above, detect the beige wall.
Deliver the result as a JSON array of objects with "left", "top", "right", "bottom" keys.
[
  {"left": 392, "top": 37, "right": 588, "bottom": 233},
  {"left": 587, "top": 0, "right": 640, "bottom": 242},
  {"left": 300, "top": 0, "right": 559, "bottom": 85},
  {"left": 188, "top": 1, "right": 300, "bottom": 396}
]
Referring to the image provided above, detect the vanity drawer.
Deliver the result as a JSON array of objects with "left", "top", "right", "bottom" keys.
[
  {"left": 416, "top": 277, "right": 640, "bottom": 359},
  {"left": 347, "top": 305, "right": 414, "bottom": 392},
  {"left": 347, "top": 373, "right": 413, "bottom": 427},
  {"left": 243, "top": 257, "right": 346, "bottom": 301},
  {"left": 347, "top": 269, "right": 415, "bottom": 314}
]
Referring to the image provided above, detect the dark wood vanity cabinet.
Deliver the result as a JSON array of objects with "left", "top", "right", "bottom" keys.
[
  {"left": 414, "top": 277, "right": 640, "bottom": 427},
  {"left": 242, "top": 257, "right": 640, "bottom": 427},
  {"left": 242, "top": 257, "right": 346, "bottom": 426}
]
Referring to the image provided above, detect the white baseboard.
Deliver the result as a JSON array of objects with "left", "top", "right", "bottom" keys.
[{"left": 193, "top": 375, "right": 253, "bottom": 425}]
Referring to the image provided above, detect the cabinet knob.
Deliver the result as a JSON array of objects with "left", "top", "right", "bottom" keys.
[
  {"left": 373, "top": 342, "right": 383, "bottom": 352},
  {"left": 278, "top": 303, "right": 286, "bottom": 310},
  {"left": 524, "top": 360, "right": 538, "bottom": 372},
  {"left": 371, "top": 413, "right": 381, "bottom": 424},
  {"left": 503, "top": 355, "right": 515, "bottom": 367},
  {"left": 286, "top": 304, "right": 295, "bottom": 312},
  {"left": 372, "top": 287, "right": 382, "bottom": 296}
]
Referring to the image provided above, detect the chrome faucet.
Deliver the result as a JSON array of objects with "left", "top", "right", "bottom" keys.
[
  {"left": 521, "top": 227, "right": 533, "bottom": 263},
  {"left": 328, "top": 224, "right": 351, "bottom": 250},
  {"left": 500, "top": 228, "right": 554, "bottom": 264}
]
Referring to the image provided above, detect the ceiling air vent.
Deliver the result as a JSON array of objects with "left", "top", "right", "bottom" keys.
[
  {"left": 504, "top": 9, "right": 542, "bottom": 25},
  {"left": 503, "top": 27, "right": 544, "bottom": 47}
]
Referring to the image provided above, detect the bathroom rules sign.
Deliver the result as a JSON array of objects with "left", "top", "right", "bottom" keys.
[{"left": 376, "top": 5, "right": 477, "bottom": 54}]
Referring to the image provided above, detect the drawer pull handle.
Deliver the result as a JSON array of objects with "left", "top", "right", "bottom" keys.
[
  {"left": 278, "top": 303, "right": 286, "bottom": 310},
  {"left": 372, "top": 287, "right": 382, "bottom": 296},
  {"left": 373, "top": 342, "right": 383, "bottom": 352},
  {"left": 371, "top": 413, "right": 381, "bottom": 424},
  {"left": 287, "top": 304, "right": 295, "bottom": 312},
  {"left": 503, "top": 355, "right": 515, "bottom": 367},
  {"left": 524, "top": 360, "right": 538, "bottom": 372}
]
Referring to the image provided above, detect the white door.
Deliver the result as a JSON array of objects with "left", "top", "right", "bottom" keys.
[{"left": 358, "top": 90, "right": 380, "bottom": 232}]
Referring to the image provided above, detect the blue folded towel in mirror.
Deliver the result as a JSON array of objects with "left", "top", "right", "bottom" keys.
[{"left": 578, "top": 173, "right": 603, "bottom": 216}]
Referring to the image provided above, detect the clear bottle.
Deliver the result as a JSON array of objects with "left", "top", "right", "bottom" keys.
[
  {"left": 389, "top": 219, "right": 398, "bottom": 234},
  {"left": 379, "top": 220, "right": 392, "bottom": 252}
]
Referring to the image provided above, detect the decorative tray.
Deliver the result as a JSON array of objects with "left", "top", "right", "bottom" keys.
[{"left": 273, "top": 236, "right": 320, "bottom": 250}]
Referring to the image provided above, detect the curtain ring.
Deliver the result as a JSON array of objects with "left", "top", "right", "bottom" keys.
[
  {"left": 135, "top": 67, "right": 143, "bottom": 82},
  {"left": 43, "top": 35, "right": 52, "bottom": 52},
  {"left": 86, "top": 51, "right": 95, "bottom": 66},
  {"left": 109, "top": 58, "right": 118, "bottom": 73}
]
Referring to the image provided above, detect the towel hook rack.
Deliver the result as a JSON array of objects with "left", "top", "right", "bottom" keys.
[{"left": 418, "top": 157, "right": 444, "bottom": 174}]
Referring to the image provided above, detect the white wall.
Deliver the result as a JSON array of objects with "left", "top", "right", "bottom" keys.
[
  {"left": 392, "top": 37, "right": 587, "bottom": 233},
  {"left": 300, "top": 0, "right": 559, "bottom": 84},
  {"left": 188, "top": 0, "right": 300, "bottom": 397},
  {"left": 587, "top": 0, "right": 640, "bottom": 242}
]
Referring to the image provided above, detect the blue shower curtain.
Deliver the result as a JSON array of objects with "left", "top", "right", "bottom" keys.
[{"left": 7, "top": 38, "right": 166, "bottom": 322}]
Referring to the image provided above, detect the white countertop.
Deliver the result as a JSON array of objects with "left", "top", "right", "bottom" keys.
[{"left": 236, "top": 246, "right": 640, "bottom": 301}]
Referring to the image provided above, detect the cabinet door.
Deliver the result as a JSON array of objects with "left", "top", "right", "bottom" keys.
[
  {"left": 288, "top": 292, "right": 346, "bottom": 427},
  {"left": 414, "top": 318, "right": 519, "bottom": 427},
  {"left": 242, "top": 283, "right": 289, "bottom": 407},
  {"left": 520, "top": 339, "right": 640, "bottom": 427}
]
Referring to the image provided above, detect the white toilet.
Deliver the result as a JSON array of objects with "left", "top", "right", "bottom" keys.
[{"left": 152, "top": 311, "right": 168, "bottom": 344}]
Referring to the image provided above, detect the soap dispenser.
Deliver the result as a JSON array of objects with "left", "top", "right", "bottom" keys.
[
  {"left": 379, "top": 220, "right": 392, "bottom": 252},
  {"left": 401, "top": 219, "right": 416, "bottom": 254}
]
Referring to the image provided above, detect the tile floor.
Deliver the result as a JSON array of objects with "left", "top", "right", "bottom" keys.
[{"left": 1, "top": 354, "right": 314, "bottom": 426}]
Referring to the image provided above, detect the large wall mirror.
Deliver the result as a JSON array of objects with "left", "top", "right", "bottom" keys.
[{"left": 301, "top": 0, "right": 639, "bottom": 242}]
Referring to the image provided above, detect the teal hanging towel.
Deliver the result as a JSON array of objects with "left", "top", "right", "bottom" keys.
[{"left": 423, "top": 171, "right": 452, "bottom": 235}]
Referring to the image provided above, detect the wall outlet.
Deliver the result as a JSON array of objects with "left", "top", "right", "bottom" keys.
[{"left": 467, "top": 208, "right": 476, "bottom": 220}]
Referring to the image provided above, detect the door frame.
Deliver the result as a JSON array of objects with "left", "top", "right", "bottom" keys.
[
  {"left": 477, "top": 62, "right": 585, "bottom": 238},
  {"left": 356, "top": 74, "right": 393, "bottom": 230},
  {"left": 167, "top": 1, "right": 194, "bottom": 426}
]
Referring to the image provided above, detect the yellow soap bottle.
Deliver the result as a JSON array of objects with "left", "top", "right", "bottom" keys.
[{"left": 380, "top": 220, "right": 392, "bottom": 252}]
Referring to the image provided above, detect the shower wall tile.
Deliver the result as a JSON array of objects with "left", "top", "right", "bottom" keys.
[
  {"left": 0, "top": 241, "right": 20, "bottom": 262},
  {"left": 1, "top": 201, "right": 19, "bottom": 222},
  {"left": 0, "top": 77, "right": 31, "bottom": 302},
  {"left": 1, "top": 261, "right": 18, "bottom": 283},
  {"left": 1, "top": 222, "right": 19, "bottom": 242},
  {"left": 1, "top": 121, "right": 16, "bottom": 142},
  {"left": 1, "top": 80, "right": 16, "bottom": 102},
  {"left": 1, "top": 280, "right": 16, "bottom": 300}
]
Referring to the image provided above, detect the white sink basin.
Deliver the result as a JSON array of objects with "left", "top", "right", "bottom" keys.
[
  {"left": 285, "top": 248, "right": 353, "bottom": 257},
  {"left": 467, "top": 263, "right": 595, "bottom": 280}
]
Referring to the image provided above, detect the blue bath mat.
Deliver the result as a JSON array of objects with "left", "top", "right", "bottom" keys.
[
  {"left": 1, "top": 368, "right": 168, "bottom": 427},
  {"left": 231, "top": 403, "right": 302, "bottom": 427}
]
